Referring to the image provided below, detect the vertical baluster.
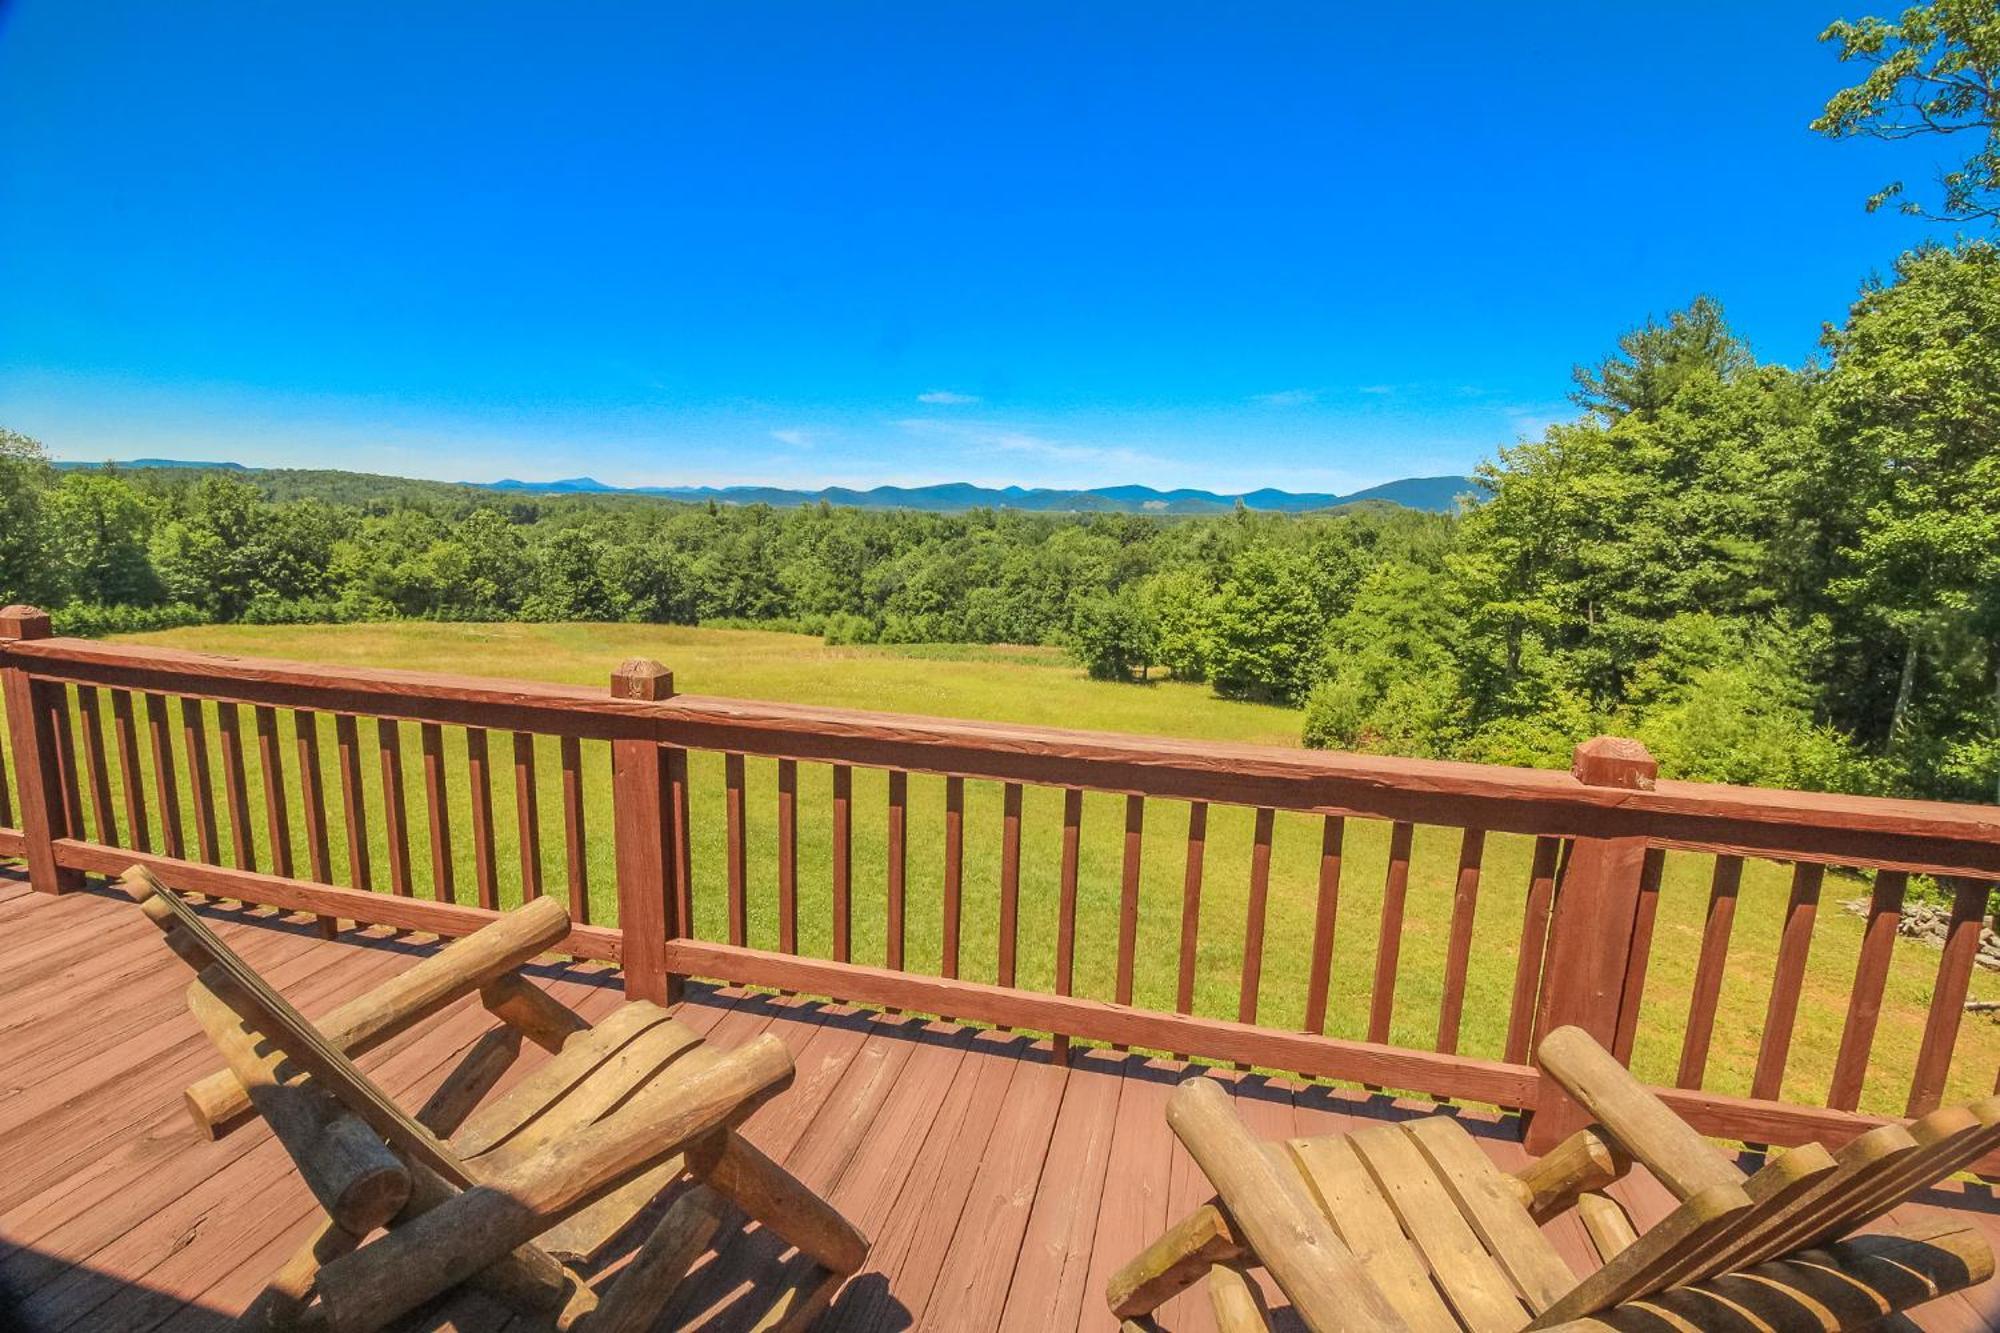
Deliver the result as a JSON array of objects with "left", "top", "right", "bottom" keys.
[
  {"left": 50, "top": 685, "right": 83, "bottom": 848},
  {"left": 668, "top": 747, "right": 693, "bottom": 942},
  {"left": 999, "top": 782, "right": 1022, "bottom": 987},
  {"left": 378, "top": 720, "right": 413, "bottom": 897},
  {"left": 1503, "top": 836, "right": 1562, "bottom": 1065},
  {"left": 1054, "top": 787, "right": 1083, "bottom": 1062},
  {"left": 334, "top": 714, "right": 371, "bottom": 891},
  {"left": 253, "top": 706, "right": 293, "bottom": 878},
  {"left": 110, "top": 691, "right": 149, "bottom": 853},
  {"left": 776, "top": 759, "right": 798, "bottom": 953},
  {"left": 725, "top": 753, "right": 747, "bottom": 947},
  {"left": 1303, "top": 816, "right": 1344, "bottom": 1035},
  {"left": 0, "top": 709, "right": 14, "bottom": 830},
  {"left": 421, "top": 723, "right": 455, "bottom": 904},
  {"left": 886, "top": 770, "right": 907, "bottom": 970},
  {"left": 293, "top": 710, "right": 336, "bottom": 935},
  {"left": 145, "top": 693, "right": 184, "bottom": 859},
  {"left": 1367, "top": 821, "right": 1414, "bottom": 1044},
  {"left": 1907, "top": 876, "right": 1991, "bottom": 1116},
  {"left": 73, "top": 687, "right": 119, "bottom": 846},
  {"left": 831, "top": 764, "right": 852, "bottom": 962},
  {"left": 214, "top": 702, "right": 256, "bottom": 872},
  {"left": 561, "top": 736, "right": 589, "bottom": 923},
  {"left": 1610, "top": 847, "right": 1666, "bottom": 1064},
  {"left": 1176, "top": 801, "right": 1207, "bottom": 1016},
  {"left": 1750, "top": 861, "right": 1825, "bottom": 1102},
  {"left": 941, "top": 774, "right": 963, "bottom": 978},
  {"left": 1675, "top": 854, "right": 1742, "bottom": 1088},
  {"left": 1828, "top": 869, "right": 1907, "bottom": 1111},
  {"left": 1436, "top": 828, "right": 1487, "bottom": 1054},
  {"left": 1115, "top": 794, "right": 1144, "bottom": 1008},
  {"left": 466, "top": 728, "right": 498, "bottom": 910},
  {"left": 180, "top": 698, "right": 220, "bottom": 863},
  {"left": 1238, "top": 807, "right": 1275, "bottom": 1026},
  {"left": 512, "top": 732, "right": 541, "bottom": 899}
]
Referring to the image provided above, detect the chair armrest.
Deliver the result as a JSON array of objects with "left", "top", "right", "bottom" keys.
[
  {"left": 1537, "top": 1025, "right": 1745, "bottom": 1201},
  {"left": 184, "top": 896, "right": 572, "bottom": 1136},
  {"left": 1512, "top": 1128, "right": 1631, "bottom": 1223}
]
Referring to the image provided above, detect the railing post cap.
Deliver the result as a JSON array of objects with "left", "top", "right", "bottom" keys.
[
  {"left": 0, "top": 605, "right": 51, "bottom": 640},
  {"left": 1572, "top": 736, "right": 1657, "bottom": 790},
  {"left": 610, "top": 658, "right": 674, "bottom": 701}
]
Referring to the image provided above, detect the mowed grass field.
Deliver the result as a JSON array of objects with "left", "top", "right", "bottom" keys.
[{"left": 16, "top": 620, "right": 1997, "bottom": 1117}]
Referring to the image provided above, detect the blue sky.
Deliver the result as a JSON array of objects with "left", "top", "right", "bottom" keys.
[{"left": 0, "top": 3, "right": 1952, "bottom": 493}]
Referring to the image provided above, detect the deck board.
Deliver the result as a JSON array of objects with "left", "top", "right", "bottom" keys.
[{"left": 0, "top": 876, "right": 1995, "bottom": 1331}]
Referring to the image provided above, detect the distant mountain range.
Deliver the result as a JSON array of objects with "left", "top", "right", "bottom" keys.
[
  {"left": 55, "top": 458, "right": 1475, "bottom": 514},
  {"left": 481, "top": 474, "right": 1477, "bottom": 514}
]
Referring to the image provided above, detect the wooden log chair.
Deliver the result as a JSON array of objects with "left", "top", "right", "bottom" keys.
[
  {"left": 1107, "top": 1025, "right": 1997, "bottom": 1333},
  {"left": 118, "top": 865, "right": 870, "bottom": 1333}
]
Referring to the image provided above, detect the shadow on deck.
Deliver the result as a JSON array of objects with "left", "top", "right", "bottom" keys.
[{"left": 2, "top": 871, "right": 1997, "bottom": 1332}]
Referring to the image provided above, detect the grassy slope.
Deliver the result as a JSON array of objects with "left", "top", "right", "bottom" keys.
[{"left": 42, "top": 620, "right": 1998, "bottom": 1115}]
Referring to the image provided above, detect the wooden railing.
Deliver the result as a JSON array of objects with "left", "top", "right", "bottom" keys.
[{"left": 2, "top": 604, "right": 1996, "bottom": 1166}]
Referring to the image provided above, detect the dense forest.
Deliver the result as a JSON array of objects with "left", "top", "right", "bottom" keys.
[{"left": 6, "top": 2, "right": 1999, "bottom": 803}]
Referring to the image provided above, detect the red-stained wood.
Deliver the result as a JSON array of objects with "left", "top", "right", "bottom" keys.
[
  {"left": 1437, "top": 826, "right": 1486, "bottom": 1054},
  {"left": 419, "top": 722, "right": 454, "bottom": 905},
  {"left": 1303, "top": 814, "right": 1344, "bottom": 1036},
  {"left": 17, "top": 632, "right": 2000, "bottom": 877},
  {"left": 776, "top": 757, "right": 799, "bottom": 952},
  {"left": 887, "top": 769, "right": 908, "bottom": 970},
  {"left": 253, "top": 706, "right": 293, "bottom": 879},
  {"left": 109, "top": 690, "right": 149, "bottom": 854},
  {"left": 666, "top": 745, "right": 693, "bottom": 943},
  {"left": 998, "top": 781, "right": 1023, "bottom": 988},
  {"left": 143, "top": 692, "right": 184, "bottom": 860},
  {"left": 73, "top": 687, "right": 119, "bottom": 848},
  {"left": 1054, "top": 787, "right": 1084, "bottom": 1062},
  {"left": 49, "top": 683, "right": 83, "bottom": 850},
  {"left": 464, "top": 727, "right": 497, "bottom": 911},
  {"left": 0, "top": 727, "right": 11, "bottom": 830},
  {"left": 214, "top": 701, "right": 256, "bottom": 873},
  {"left": 3, "top": 607, "right": 84, "bottom": 891},
  {"left": 1176, "top": 801, "right": 1207, "bottom": 1016},
  {"left": 1238, "top": 806, "right": 1275, "bottom": 1026},
  {"left": 293, "top": 711, "right": 334, "bottom": 883},
  {"left": 510, "top": 731, "right": 541, "bottom": 899},
  {"left": 1676, "top": 853, "right": 1743, "bottom": 1089},
  {"left": 178, "top": 697, "right": 223, "bottom": 866},
  {"left": 832, "top": 763, "right": 853, "bottom": 963},
  {"left": 725, "top": 751, "right": 748, "bottom": 947},
  {"left": 1829, "top": 868, "right": 1907, "bottom": 1111},
  {"left": 609, "top": 655, "right": 677, "bottom": 1002},
  {"left": 333, "top": 713, "right": 370, "bottom": 891},
  {"left": 1751, "top": 860, "right": 1824, "bottom": 1102},
  {"left": 1907, "top": 876, "right": 1992, "bottom": 1116},
  {"left": 376, "top": 719, "right": 413, "bottom": 897},
  {"left": 559, "top": 735, "right": 588, "bottom": 924},
  {"left": 1367, "top": 819, "right": 1414, "bottom": 1045},
  {"left": 1611, "top": 845, "right": 1666, "bottom": 1064},
  {"left": 941, "top": 774, "right": 963, "bottom": 978},
  {"left": 1115, "top": 793, "right": 1143, "bottom": 1007},
  {"left": 666, "top": 938, "right": 1542, "bottom": 1109}
]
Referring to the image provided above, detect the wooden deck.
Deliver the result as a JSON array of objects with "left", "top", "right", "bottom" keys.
[{"left": 2, "top": 874, "right": 1997, "bottom": 1333}]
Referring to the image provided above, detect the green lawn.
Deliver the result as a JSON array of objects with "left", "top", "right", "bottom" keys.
[{"left": 20, "top": 620, "right": 1997, "bottom": 1116}]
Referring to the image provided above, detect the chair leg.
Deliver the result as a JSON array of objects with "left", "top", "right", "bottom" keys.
[
  {"left": 1105, "top": 1201, "right": 1245, "bottom": 1319},
  {"left": 690, "top": 1131, "right": 869, "bottom": 1278},
  {"left": 1208, "top": 1262, "right": 1274, "bottom": 1333},
  {"left": 578, "top": 1187, "right": 724, "bottom": 1333},
  {"left": 747, "top": 1260, "right": 845, "bottom": 1333},
  {"left": 233, "top": 1217, "right": 361, "bottom": 1331}
]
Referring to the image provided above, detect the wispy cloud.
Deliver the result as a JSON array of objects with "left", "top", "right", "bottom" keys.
[
  {"left": 894, "top": 418, "right": 1164, "bottom": 473},
  {"left": 1251, "top": 388, "right": 1317, "bottom": 407},
  {"left": 1359, "top": 384, "right": 1395, "bottom": 396},
  {"left": 917, "top": 390, "right": 980, "bottom": 405},
  {"left": 770, "top": 428, "right": 815, "bottom": 448}
]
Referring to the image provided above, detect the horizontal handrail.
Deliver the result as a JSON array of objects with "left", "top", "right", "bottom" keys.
[{"left": 9, "top": 634, "right": 2000, "bottom": 876}]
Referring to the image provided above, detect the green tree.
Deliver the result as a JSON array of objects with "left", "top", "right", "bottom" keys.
[
  {"left": 1204, "top": 544, "right": 1325, "bottom": 702},
  {"left": 1066, "top": 592, "right": 1157, "bottom": 681},
  {"left": 0, "top": 429, "right": 58, "bottom": 606},
  {"left": 46, "top": 469, "right": 162, "bottom": 606},
  {"left": 1816, "top": 0, "right": 2000, "bottom": 223}
]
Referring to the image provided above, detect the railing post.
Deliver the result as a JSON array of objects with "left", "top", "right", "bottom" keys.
[
  {"left": 609, "top": 659, "right": 680, "bottom": 1005},
  {"left": 1524, "top": 736, "right": 1657, "bottom": 1151},
  {"left": 0, "top": 607, "right": 84, "bottom": 894}
]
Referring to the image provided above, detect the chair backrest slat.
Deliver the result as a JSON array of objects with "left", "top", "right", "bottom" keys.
[
  {"left": 1526, "top": 1182, "right": 1753, "bottom": 1328},
  {"left": 1782, "top": 1098, "right": 2000, "bottom": 1257},
  {"left": 1650, "top": 1143, "right": 1840, "bottom": 1291}
]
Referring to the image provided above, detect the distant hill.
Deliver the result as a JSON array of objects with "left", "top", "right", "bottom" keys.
[
  {"left": 482, "top": 473, "right": 1478, "bottom": 514},
  {"left": 53, "top": 457, "right": 1476, "bottom": 515}
]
